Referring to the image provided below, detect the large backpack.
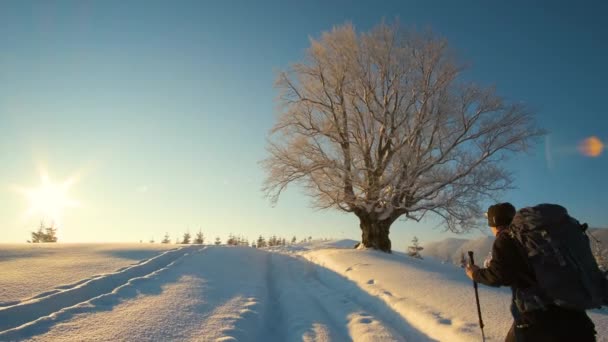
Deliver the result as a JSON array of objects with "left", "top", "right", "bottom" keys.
[{"left": 509, "top": 203, "right": 608, "bottom": 311}]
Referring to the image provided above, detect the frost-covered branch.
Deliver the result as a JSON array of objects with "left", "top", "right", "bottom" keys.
[{"left": 262, "top": 22, "right": 543, "bottom": 235}]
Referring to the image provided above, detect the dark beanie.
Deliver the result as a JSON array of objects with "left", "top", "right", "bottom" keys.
[{"left": 487, "top": 202, "right": 516, "bottom": 227}]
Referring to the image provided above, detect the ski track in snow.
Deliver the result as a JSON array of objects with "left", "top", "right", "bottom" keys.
[
  {"left": 0, "top": 244, "right": 179, "bottom": 306},
  {"left": 0, "top": 247, "right": 193, "bottom": 339},
  {"left": 3, "top": 243, "right": 605, "bottom": 341},
  {"left": 0, "top": 246, "right": 433, "bottom": 342}
]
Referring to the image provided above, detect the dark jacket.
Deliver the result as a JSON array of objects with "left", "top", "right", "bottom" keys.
[{"left": 473, "top": 229, "right": 597, "bottom": 342}]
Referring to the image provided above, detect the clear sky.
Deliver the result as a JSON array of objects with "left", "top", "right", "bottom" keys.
[{"left": 0, "top": 1, "right": 606, "bottom": 249}]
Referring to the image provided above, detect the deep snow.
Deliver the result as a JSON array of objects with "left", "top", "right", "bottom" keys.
[{"left": 0, "top": 241, "right": 606, "bottom": 341}]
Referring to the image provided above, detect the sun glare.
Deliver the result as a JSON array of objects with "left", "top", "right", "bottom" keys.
[
  {"left": 578, "top": 136, "right": 604, "bottom": 157},
  {"left": 15, "top": 170, "right": 81, "bottom": 226}
]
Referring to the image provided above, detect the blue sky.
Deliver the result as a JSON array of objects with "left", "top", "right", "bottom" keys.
[{"left": 0, "top": 1, "right": 606, "bottom": 249}]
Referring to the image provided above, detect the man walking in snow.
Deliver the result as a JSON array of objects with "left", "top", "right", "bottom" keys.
[{"left": 465, "top": 202, "right": 597, "bottom": 341}]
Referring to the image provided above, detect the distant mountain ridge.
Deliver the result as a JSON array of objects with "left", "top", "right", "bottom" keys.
[
  {"left": 423, "top": 227, "right": 608, "bottom": 266},
  {"left": 422, "top": 236, "right": 494, "bottom": 265},
  {"left": 588, "top": 228, "right": 608, "bottom": 243}
]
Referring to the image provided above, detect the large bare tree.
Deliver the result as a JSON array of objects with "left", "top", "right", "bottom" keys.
[{"left": 261, "top": 23, "right": 543, "bottom": 252}]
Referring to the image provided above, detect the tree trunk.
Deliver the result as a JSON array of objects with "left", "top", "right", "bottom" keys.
[{"left": 359, "top": 215, "right": 393, "bottom": 253}]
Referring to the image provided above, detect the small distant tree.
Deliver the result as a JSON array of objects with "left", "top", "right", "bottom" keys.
[
  {"left": 237, "top": 236, "right": 248, "bottom": 246},
  {"left": 45, "top": 224, "right": 58, "bottom": 242},
  {"left": 407, "top": 236, "right": 423, "bottom": 259},
  {"left": 291, "top": 236, "right": 297, "bottom": 244},
  {"left": 194, "top": 229, "right": 205, "bottom": 244},
  {"left": 214, "top": 236, "right": 221, "bottom": 245},
  {"left": 161, "top": 232, "right": 171, "bottom": 244},
  {"left": 149, "top": 238, "right": 155, "bottom": 243},
  {"left": 30, "top": 224, "right": 44, "bottom": 243},
  {"left": 31, "top": 231, "right": 41, "bottom": 243},
  {"left": 181, "top": 232, "right": 191, "bottom": 244},
  {"left": 31, "top": 221, "right": 58, "bottom": 243},
  {"left": 257, "top": 235, "right": 266, "bottom": 248},
  {"left": 227, "top": 234, "right": 236, "bottom": 246}
]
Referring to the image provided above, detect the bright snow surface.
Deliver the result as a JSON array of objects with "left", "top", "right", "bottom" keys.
[
  {"left": 0, "top": 243, "right": 178, "bottom": 306},
  {"left": 0, "top": 241, "right": 606, "bottom": 341}
]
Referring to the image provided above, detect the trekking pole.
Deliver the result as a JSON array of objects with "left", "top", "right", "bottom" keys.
[{"left": 468, "top": 251, "right": 486, "bottom": 342}]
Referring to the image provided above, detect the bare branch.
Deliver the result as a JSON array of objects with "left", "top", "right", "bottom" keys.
[{"left": 262, "top": 22, "right": 544, "bottom": 234}]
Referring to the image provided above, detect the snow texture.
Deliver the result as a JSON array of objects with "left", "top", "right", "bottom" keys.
[
  {"left": 0, "top": 243, "right": 178, "bottom": 306},
  {"left": 0, "top": 241, "right": 606, "bottom": 341}
]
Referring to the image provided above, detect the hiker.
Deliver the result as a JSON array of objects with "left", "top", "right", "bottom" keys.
[{"left": 465, "top": 203, "right": 597, "bottom": 341}]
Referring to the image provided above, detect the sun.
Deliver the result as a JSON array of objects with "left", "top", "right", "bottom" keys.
[{"left": 15, "top": 169, "right": 81, "bottom": 226}]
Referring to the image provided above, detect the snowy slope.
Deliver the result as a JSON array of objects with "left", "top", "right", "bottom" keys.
[
  {"left": 277, "top": 240, "right": 608, "bottom": 341},
  {"left": 0, "top": 243, "right": 178, "bottom": 306},
  {"left": 1, "top": 245, "right": 425, "bottom": 341},
  {"left": 0, "top": 241, "right": 606, "bottom": 341}
]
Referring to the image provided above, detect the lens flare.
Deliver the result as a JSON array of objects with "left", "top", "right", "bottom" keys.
[
  {"left": 13, "top": 169, "right": 81, "bottom": 227},
  {"left": 578, "top": 136, "right": 604, "bottom": 157}
]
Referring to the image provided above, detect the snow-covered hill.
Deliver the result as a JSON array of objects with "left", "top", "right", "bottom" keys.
[{"left": 0, "top": 241, "right": 606, "bottom": 341}]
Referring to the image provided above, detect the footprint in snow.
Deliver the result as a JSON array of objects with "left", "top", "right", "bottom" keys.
[
  {"left": 459, "top": 323, "right": 477, "bottom": 333},
  {"left": 345, "top": 263, "right": 370, "bottom": 272},
  {"left": 359, "top": 318, "right": 373, "bottom": 324},
  {"left": 431, "top": 312, "right": 452, "bottom": 325}
]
